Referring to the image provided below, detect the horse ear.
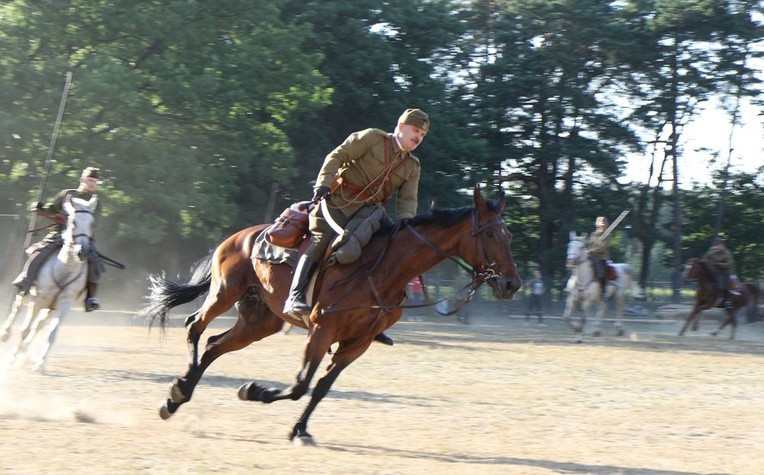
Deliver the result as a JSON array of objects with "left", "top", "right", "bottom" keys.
[
  {"left": 569, "top": 230, "right": 576, "bottom": 239},
  {"left": 494, "top": 189, "right": 506, "bottom": 213},
  {"left": 472, "top": 184, "right": 485, "bottom": 208}
]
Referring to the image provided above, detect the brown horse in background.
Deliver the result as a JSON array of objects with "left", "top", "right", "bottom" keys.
[
  {"left": 139, "top": 187, "right": 522, "bottom": 444},
  {"left": 679, "top": 258, "right": 759, "bottom": 340}
]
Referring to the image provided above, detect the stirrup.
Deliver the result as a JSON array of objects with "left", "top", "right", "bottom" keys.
[
  {"left": 284, "top": 295, "right": 311, "bottom": 319},
  {"left": 85, "top": 297, "right": 101, "bottom": 312}
]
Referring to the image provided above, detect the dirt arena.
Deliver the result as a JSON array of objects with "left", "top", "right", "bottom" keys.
[{"left": 1, "top": 307, "right": 763, "bottom": 475}]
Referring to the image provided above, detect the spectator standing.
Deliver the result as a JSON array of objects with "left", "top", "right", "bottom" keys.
[{"left": 525, "top": 270, "right": 546, "bottom": 326}]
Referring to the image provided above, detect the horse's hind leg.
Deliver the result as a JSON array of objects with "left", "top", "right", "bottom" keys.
[{"left": 161, "top": 291, "right": 284, "bottom": 419}]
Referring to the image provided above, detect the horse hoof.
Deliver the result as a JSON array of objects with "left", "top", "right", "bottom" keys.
[
  {"left": 292, "top": 434, "right": 316, "bottom": 447},
  {"left": 290, "top": 425, "right": 315, "bottom": 446},
  {"left": 238, "top": 382, "right": 277, "bottom": 403},
  {"left": 590, "top": 330, "right": 601, "bottom": 337},
  {"left": 159, "top": 399, "right": 179, "bottom": 420},
  {"left": 575, "top": 337, "right": 584, "bottom": 344},
  {"left": 0, "top": 330, "right": 9, "bottom": 343},
  {"left": 710, "top": 331, "right": 719, "bottom": 337},
  {"left": 615, "top": 328, "right": 625, "bottom": 337},
  {"left": 169, "top": 383, "right": 188, "bottom": 404}
]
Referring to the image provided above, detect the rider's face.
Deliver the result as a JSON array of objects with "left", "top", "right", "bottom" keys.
[
  {"left": 80, "top": 177, "right": 99, "bottom": 193},
  {"left": 395, "top": 123, "right": 428, "bottom": 152}
]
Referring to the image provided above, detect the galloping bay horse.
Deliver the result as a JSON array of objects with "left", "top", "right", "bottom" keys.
[
  {"left": 140, "top": 187, "right": 522, "bottom": 444},
  {"left": 679, "top": 257, "right": 759, "bottom": 340},
  {"left": 2, "top": 195, "right": 97, "bottom": 371}
]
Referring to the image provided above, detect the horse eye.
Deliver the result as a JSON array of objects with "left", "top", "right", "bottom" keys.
[{"left": 486, "top": 230, "right": 494, "bottom": 238}]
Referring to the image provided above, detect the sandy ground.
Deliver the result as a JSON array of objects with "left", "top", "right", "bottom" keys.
[{"left": 1, "top": 307, "right": 763, "bottom": 475}]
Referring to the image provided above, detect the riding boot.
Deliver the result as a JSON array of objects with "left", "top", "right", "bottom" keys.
[
  {"left": 11, "top": 245, "right": 57, "bottom": 295},
  {"left": 85, "top": 281, "right": 101, "bottom": 312},
  {"left": 283, "top": 255, "right": 319, "bottom": 323},
  {"left": 374, "top": 332, "right": 394, "bottom": 346}
]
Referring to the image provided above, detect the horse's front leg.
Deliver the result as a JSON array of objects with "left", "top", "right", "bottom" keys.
[
  {"left": 0, "top": 294, "right": 26, "bottom": 342},
  {"left": 589, "top": 301, "right": 605, "bottom": 337},
  {"left": 32, "top": 303, "right": 70, "bottom": 372},
  {"left": 238, "top": 325, "right": 332, "bottom": 405},
  {"left": 10, "top": 305, "right": 49, "bottom": 365},
  {"left": 679, "top": 306, "right": 702, "bottom": 336},
  {"left": 563, "top": 293, "right": 582, "bottom": 333},
  {"left": 289, "top": 338, "right": 371, "bottom": 445}
]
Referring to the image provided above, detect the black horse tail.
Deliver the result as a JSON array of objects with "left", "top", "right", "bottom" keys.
[
  {"left": 744, "top": 283, "right": 760, "bottom": 321},
  {"left": 139, "top": 253, "right": 213, "bottom": 331}
]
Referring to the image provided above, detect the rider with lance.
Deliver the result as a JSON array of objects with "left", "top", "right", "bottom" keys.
[
  {"left": 12, "top": 167, "right": 105, "bottom": 312},
  {"left": 283, "top": 108, "right": 430, "bottom": 346},
  {"left": 586, "top": 211, "right": 629, "bottom": 300},
  {"left": 587, "top": 216, "right": 611, "bottom": 299}
]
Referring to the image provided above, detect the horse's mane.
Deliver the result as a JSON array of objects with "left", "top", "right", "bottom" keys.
[{"left": 406, "top": 198, "right": 502, "bottom": 228}]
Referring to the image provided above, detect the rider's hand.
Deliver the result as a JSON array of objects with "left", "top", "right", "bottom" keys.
[{"left": 312, "top": 186, "right": 331, "bottom": 203}]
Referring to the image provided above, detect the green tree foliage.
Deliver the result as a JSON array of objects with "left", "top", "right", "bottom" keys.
[{"left": 1, "top": 0, "right": 330, "bottom": 268}]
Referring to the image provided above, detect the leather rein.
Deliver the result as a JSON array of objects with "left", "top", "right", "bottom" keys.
[{"left": 321, "top": 209, "right": 508, "bottom": 314}]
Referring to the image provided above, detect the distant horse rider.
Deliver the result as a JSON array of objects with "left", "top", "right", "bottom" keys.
[
  {"left": 283, "top": 108, "right": 430, "bottom": 346},
  {"left": 703, "top": 237, "right": 739, "bottom": 308},
  {"left": 587, "top": 216, "right": 611, "bottom": 299},
  {"left": 12, "top": 166, "right": 105, "bottom": 312}
]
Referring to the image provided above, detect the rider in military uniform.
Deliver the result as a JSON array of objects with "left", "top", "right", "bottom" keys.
[
  {"left": 703, "top": 237, "right": 739, "bottom": 308},
  {"left": 283, "top": 108, "right": 430, "bottom": 345},
  {"left": 587, "top": 216, "right": 611, "bottom": 299},
  {"left": 12, "top": 166, "right": 104, "bottom": 312}
]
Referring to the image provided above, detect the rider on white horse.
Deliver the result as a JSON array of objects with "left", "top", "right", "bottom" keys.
[
  {"left": 12, "top": 166, "right": 104, "bottom": 312},
  {"left": 587, "top": 216, "right": 611, "bottom": 300}
]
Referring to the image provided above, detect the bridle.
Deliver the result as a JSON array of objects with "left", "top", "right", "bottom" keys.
[
  {"left": 567, "top": 238, "right": 596, "bottom": 291},
  {"left": 321, "top": 208, "right": 510, "bottom": 314},
  {"left": 63, "top": 209, "right": 94, "bottom": 256},
  {"left": 566, "top": 238, "right": 587, "bottom": 267}
]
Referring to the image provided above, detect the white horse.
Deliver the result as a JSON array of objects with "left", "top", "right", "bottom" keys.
[
  {"left": 562, "top": 231, "right": 643, "bottom": 337},
  {"left": 2, "top": 195, "right": 97, "bottom": 371}
]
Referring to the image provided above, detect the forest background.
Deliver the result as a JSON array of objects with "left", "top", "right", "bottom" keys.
[{"left": 1, "top": 0, "right": 762, "bottom": 304}]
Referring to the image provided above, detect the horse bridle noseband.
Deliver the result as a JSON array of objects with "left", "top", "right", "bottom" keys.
[{"left": 63, "top": 209, "right": 95, "bottom": 250}]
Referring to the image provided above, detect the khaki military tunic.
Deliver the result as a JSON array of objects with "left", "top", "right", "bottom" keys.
[
  {"left": 587, "top": 230, "right": 611, "bottom": 260},
  {"left": 315, "top": 128, "right": 420, "bottom": 219}
]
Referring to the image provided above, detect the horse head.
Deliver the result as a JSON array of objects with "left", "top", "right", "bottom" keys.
[
  {"left": 683, "top": 257, "right": 713, "bottom": 283},
  {"left": 566, "top": 231, "right": 588, "bottom": 269},
  {"left": 62, "top": 195, "right": 97, "bottom": 263},
  {"left": 457, "top": 186, "right": 522, "bottom": 300}
]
